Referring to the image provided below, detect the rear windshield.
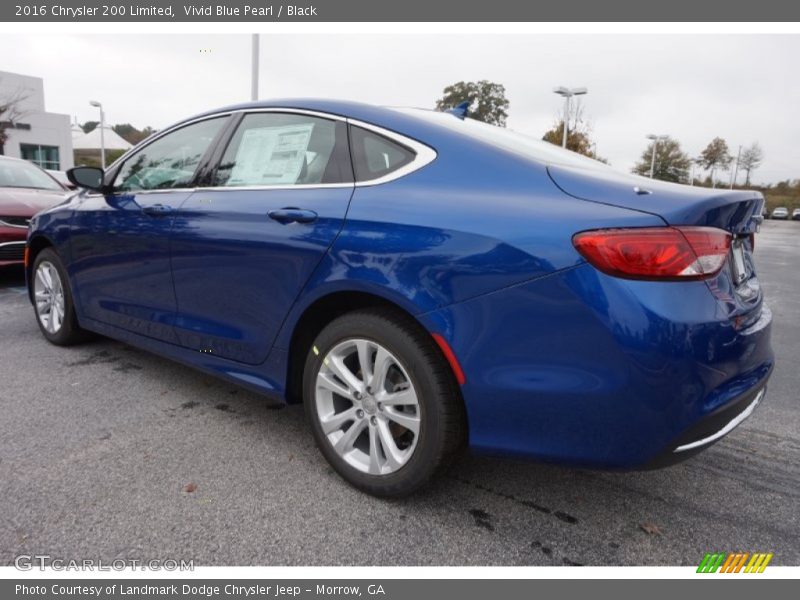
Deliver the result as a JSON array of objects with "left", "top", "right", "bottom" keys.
[
  {"left": 0, "top": 158, "right": 64, "bottom": 191},
  {"left": 393, "top": 107, "right": 610, "bottom": 171}
]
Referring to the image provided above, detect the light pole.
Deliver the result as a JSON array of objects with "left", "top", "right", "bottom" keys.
[
  {"left": 89, "top": 100, "right": 106, "bottom": 169},
  {"left": 646, "top": 134, "right": 668, "bottom": 179},
  {"left": 251, "top": 34, "right": 260, "bottom": 101},
  {"left": 553, "top": 86, "right": 587, "bottom": 148},
  {"left": 729, "top": 145, "right": 742, "bottom": 189}
]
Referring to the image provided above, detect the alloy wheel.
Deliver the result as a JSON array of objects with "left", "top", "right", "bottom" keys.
[
  {"left": 34, "top": 260, "right": 66, "bottom": 334},
  {"left": 315, "top": 338, "right": 421, "bottom": 475}
]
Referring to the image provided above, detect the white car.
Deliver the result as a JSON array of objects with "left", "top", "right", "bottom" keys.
[{"left": 771, "top": 207, "right": 789, "bottom": 220}]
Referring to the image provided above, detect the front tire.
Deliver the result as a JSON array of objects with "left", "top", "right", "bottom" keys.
[
  {"left": 303, "top": 308, "right": 466, "bottom": 497},
  {"left": 32, "top": 248, "right": 88, "bottom": 346}
]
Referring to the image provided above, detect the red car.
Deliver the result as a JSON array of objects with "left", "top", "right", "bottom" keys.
[{"left": 0, "top": 156, "right": 69, "bottom": 267}]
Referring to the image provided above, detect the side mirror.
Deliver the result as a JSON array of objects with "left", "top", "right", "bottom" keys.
[{"left": 67, "top": 166, "right": 105, "bottom": 192}]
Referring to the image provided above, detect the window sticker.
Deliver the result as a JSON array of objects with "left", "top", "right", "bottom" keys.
[{"left": 228, "top": 124, "right": 314, "bottom": 186}]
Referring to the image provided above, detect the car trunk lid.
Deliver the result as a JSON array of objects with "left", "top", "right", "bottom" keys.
[{"left": 547, "top": 164, "right": 764, "bottom": 234}]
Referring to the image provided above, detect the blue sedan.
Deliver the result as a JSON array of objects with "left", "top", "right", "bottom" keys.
[{"left": 26, "top": 99, "right": 773, "bottom": 496}]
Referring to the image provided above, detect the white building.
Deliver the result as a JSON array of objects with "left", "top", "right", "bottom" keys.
[{"left": 0, "top": 70, "right": 73, "bottom": 171}]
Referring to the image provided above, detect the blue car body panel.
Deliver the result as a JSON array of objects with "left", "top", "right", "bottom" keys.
[{"left": 26, "top": 98, "right": 774, "bottom": 468}]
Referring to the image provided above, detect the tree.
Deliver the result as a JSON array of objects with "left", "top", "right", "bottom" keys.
[
  {"left": 541, "top": 101, "right": 604, "bottom": 161},
  {"left": 435, "top": 80, "right": 509, "bottom": 127},
  {"left": 738, "top": 142, "right": 764, "bottom": 186},
  {"left": 81, "top": 120, "right": 99, "bottom": 134},
  {"left": 699, "top": 137, "right": 732, "bottom": 188},
  {"left": 0, "top": 84, "right": 30, "bottom": 155},
  {"left": 632, "top": 136, "right": 691, "bottom": 183}
]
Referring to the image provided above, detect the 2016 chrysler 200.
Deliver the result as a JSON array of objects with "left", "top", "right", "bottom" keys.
[{"left": 26, "top": 100, "right": 773, "bottom": 496}]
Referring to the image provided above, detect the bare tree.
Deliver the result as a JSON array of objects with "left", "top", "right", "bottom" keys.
[
  {"left": 698, "top": 137, "right": 732, "bottom": 188},
  {"left": 738, "top": 142, "right": 764, "bottom": 186},
  {"left": 0, "top": 83, "right": 31, "bottom": 155}
]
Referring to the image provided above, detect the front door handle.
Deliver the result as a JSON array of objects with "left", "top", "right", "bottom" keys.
[
  {"left": 268, "top": 207, "right": 318, "bottom": 224},
  {"left": 142, "top": 204, "right": 173, "bottom": 216}
]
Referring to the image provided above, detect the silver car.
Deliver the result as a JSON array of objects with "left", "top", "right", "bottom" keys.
[{"left": 771, "top": 207, "right": 789, "bottom": 220}]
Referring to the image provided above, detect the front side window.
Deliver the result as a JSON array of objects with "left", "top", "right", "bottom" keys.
[
  {"left": 114, "top": 117, "right": 225, "bottom": 192},
  {"left": 349, "top": 126, "right": 415, "bottom": 182},
  {"left": 215, "top": 113, "right": 351, "bottom": 187}
]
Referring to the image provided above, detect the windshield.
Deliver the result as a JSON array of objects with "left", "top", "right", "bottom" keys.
[
  {"left": 394, "top": 107, "right": 611, "bottom": 171},
  {"left": 0, "top": 158, "right": 64, "bottom": 191}
]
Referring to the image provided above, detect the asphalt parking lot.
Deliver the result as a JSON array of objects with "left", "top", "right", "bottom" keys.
[{"left": 1, "top": 220, "right": 798, "bottom": 567}]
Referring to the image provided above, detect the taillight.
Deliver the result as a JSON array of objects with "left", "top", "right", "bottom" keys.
[{"left": 572, "top": 226, "right": 731, "bottom": 281}]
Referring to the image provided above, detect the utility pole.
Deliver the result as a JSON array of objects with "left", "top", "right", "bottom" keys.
[{"left": 251, "top": 34, "right": 260, "bottom": 101}]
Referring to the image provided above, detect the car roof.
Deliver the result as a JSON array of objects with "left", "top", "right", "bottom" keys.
[{"left": 179, "top": 98, "right": 409, "bottom": 129}]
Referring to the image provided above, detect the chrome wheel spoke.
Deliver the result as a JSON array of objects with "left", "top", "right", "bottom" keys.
[
  {"left": 383, "top": 408, "right": 420, "bottom": 435},
  {"left": 317, "top": 371, "right": 353, "bottom": 399},
  {"left": 319, "top": 406, "right": 358, "bottom": 435},
  {"left": 334, "top": 418, "right": 367, "bottom": 454},
  {"left": 378, "top": 388, "right": 417, "bottom": 407},
  {"left": 327, "top": 353, "right": 364, "bottom": 395},
  {"left": 367, "top": 426, "right": 382, "bottom": 474},
  {"left": 376, "top": 419, "right": 405, "bottom": 470},
  {"left": 370, "top": 346, "right": 392, "bottom": 393},
  {"left": 356, "top": 340, "right": 374, "bottom": 384}
]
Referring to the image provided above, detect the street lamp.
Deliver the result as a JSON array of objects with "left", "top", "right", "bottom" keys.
[
  {"left": 553, "top": 86, "right": 588, "bottom": 148},
  {"left": 89, "top": 100, "right": 106, "bottom": 169},
  {"left": 251, "top": 34, "right": 259, "bottom": 101},
  {"left": 646, "top": 134, "right": 668, "bottom": 179}
]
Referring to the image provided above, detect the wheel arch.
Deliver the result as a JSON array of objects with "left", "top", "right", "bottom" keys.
[{"left": 283, "top": 289, "right": 465, "bottom": 416}]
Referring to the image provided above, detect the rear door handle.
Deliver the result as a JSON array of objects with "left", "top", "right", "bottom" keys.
[
  {"left": 268, "top": 208, "right": 318, "bottom": 224},
  {"left": 142, "top": 204, "right": 174, "bottom": 216}
]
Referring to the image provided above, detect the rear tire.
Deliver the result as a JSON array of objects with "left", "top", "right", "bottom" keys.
[
  {"left": 32, "top": 248, "right": 89, "bottom": 346},
  {"left": 303, "top": 308, "right": 466, "bottom": 497}
]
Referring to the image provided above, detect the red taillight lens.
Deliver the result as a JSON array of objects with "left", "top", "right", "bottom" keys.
[{"left": 572, "top": 226, "right": 731, "bottom": 281}]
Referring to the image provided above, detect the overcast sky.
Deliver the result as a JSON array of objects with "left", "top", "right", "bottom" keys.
[{"left": 1, "top": 33, "right": 797, "bottom": 184}]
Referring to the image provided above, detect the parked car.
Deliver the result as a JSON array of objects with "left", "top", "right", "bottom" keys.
[
  {"left": 25, "top": 100, "right": 773, "bottom": 496},
  {"left": 0, "top": 156, "right": 68, "bottom": 267},
  {"left": 771, "top": 207, "right": 789, "bottom": 220},
  {"left": 46, "top": 169, "right": 78, "bottom": 190},
  {"left": 792, "top": 208, "right": 800, "bottom": 221}
]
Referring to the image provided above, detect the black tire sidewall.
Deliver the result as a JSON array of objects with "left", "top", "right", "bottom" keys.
[
  {"left": 303, "top": 311, "right": 451, "bottom": 497},
  {"left": 32, "top": 248, "right": 83, "bottom": 345}
]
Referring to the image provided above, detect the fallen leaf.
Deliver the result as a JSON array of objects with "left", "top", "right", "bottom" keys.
[
  {"left": 183, "top": 483, "right": 197, "bottom": 493},
  {"left": 639, "top": 522, "right": 663, "bottom": 536}
]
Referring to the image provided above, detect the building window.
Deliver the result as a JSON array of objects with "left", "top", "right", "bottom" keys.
[{"left": 20, "top": 144, "right": 60, "bottom": 170}]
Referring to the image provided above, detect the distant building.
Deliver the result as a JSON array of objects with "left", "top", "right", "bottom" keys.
[{"left": 0, "top": 70, "right": 73, "bottom": 171}]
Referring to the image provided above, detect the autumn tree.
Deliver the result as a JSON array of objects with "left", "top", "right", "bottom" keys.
[
  {"left": 699, "top": 137, "right": 732, "bottom": 188},
  {"left": 542, "top": 101, "right": 604, "bottom": 161},
  {"left": 738, "top": 142, "right": 764, "bottom": 186},
  {"left": 435, "top": 80, "right": 509, "bottom": 127},
  {"left": 632, "top": 136, "right": 691, "bottom": 183}
]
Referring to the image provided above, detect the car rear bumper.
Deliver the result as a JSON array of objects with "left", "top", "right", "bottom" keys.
[
  {"left": 643, "top": 378, "right": 769, "bottom": 468},
  {"left": 419, "top": 262, "right": 774, "bottom": 468}
]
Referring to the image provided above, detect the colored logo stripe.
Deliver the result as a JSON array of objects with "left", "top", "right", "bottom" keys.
[{"left": 697, "top": 552, "right": 773, "bottom": 573}]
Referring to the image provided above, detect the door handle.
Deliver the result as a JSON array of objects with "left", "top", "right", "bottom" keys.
[
  {"left": 268, "top": 207, "right": 318, "bottom": 224},
  {"left": 142, "top": 204, "right": 173, "bottom": 216}
]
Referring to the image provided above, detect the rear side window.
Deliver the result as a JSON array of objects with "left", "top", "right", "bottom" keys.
[
  {"left": 215, "top": 113, "right": 352, "bottom": 187},
  {"left": 349, "top": 126, "right": 415, "bottom": 182}
]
